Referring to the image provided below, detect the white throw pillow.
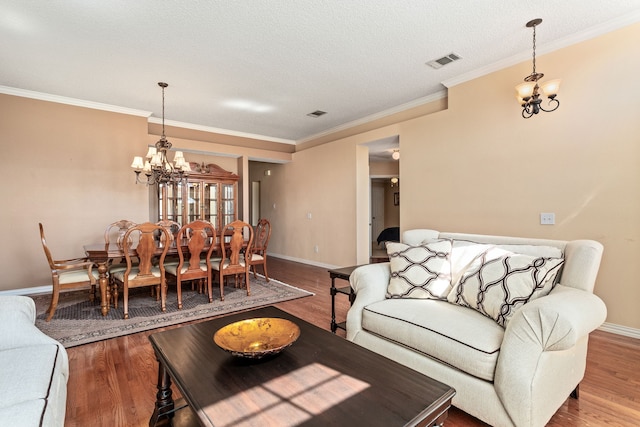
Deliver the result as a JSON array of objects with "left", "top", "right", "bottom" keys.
[
  {"left": 386, "top": 240, "right": 452, "bottom": 299},
  {"left": 447, "top": 246, "right": 564, "bottom": 327}
]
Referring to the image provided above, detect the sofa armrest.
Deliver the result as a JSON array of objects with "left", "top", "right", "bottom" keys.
[
  {"left": 0, "top": 296, "right": 63, "bottom": 351},
  {"left": 0, "top": 295, "right": 36, "bottom": 325},
  {"left": 345, "top": 263, "right": 390, "bottom": 341},
  {"left": 495, "top": 285, "right": 607, "bottom": 426}
]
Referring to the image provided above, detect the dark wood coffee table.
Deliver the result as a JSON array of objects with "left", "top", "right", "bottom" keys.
[{"left": 148, "top": 306, "right": 455, "bottom": 427}]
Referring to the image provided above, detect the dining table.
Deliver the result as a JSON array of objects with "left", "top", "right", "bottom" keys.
[{"left": 84, "top": 239, "right": 224, "bottom": 317}]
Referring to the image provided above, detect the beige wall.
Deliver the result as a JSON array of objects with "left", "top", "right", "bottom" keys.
[
  {"left": 397, "top": 23, "right": 640, "bottom": 330},
  {"left": 0, "top": 94, "right": 291, "bottom": 291},
  {"left": 248, "top": 143, "right": 361, "bottom": 266}
]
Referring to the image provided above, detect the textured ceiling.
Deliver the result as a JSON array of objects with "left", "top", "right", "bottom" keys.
[{"left": 1, "top": 1, "right": 640, "bottom": 149}]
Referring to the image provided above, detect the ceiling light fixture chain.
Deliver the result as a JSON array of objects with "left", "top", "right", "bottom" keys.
[
  {"left": 130, "top": 82, "right": 191, "bottom": 185},
  {"left": 530, "top": 20, "right": 538, "bottom": 79},
  {"left": 515, "top": 19, "right": 561, "bottom": 119}
]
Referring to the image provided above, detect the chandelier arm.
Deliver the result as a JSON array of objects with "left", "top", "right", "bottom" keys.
[
  {"left": 539, "top": 99, "right": 560, "bottom": 113},
  {"left": 521, "top": 107, "right": 534, "bottom": 119}
]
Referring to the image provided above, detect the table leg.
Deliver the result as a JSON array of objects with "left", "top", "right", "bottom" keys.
[
  {"left": 97, "top": 262, "right": 109, "bottom": 316},
  {"left": 149, "top": 356, "right": 175, "bottom": 427},
  {"left": 330, "top": 275, "right": 337, "bottom": 333}
]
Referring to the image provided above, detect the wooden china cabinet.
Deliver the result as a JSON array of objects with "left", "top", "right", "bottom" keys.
[{"left": 157, "top": 162, "right": 238, "bottom": 230}]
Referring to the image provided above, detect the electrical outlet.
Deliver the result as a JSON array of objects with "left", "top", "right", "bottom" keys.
[
  {"left": 540, "top": 213, "right": 555, "bottom": 225},
  {"left": 314, "top": 245, "right": 319, "bottom": 253}
]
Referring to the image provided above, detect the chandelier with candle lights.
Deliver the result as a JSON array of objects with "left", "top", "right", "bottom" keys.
[{"left": 131, "top": 82, "right": 191, "bottom": 185}]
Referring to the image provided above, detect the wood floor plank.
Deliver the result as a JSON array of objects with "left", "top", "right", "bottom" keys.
[{"left": 64, "top": 257, "right": 640, "bottom": 426}]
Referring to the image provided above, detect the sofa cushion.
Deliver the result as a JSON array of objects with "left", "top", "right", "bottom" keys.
[
  {"left": 0, "top": 344, "right": 64, "bottom": 410},
  {"left": 0, "top": 399, "right": 48, "bottom": 426},
  {"left": 386, "top": 240, "right": 452, "bottom": 300},
  {"left": 362, "top": 298, "right": 504, "bottom": 381},
  {"left": 448, "top": 246, "right": 564, "bottom": 326}
]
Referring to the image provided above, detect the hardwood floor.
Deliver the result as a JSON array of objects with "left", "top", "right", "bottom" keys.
[{"left": 65, "top": 257, "right": 640, "bottom": 426}]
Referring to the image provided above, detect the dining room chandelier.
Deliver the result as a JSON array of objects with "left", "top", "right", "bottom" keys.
[
  {"left": 131, "top": 82, "right": 191, "bottom": 185},
  {"left": 515, "top": 19, "right": 561, "bottom": 119}
]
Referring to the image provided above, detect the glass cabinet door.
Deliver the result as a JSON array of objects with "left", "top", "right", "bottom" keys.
[
  {"left": 221, "top": 183, "right": 235, "bottom": 227},
  {"left": 203, "top": 182, "right": 219, "bottom": 228},
  {"left": 159, "top": 182, "right": 184, "bottom": 224},
  {"left": 187, "top": 181, "right": 201, "bottom": 223}
]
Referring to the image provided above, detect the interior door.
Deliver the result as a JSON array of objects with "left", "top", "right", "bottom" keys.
[{"left": 371, "top": 181, "right": 385, "bottom": 249}]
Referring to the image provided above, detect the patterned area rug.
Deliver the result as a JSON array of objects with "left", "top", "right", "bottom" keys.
[{"left": 32, "top": 275, "right": 313, "bottom": 348}]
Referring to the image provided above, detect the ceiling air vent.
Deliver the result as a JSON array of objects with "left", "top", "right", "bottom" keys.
[
  {"left": 426, "top": 52, "right": 462, "bottom": 69},
  {"left": 306, "top": 110, "right": 327, "bottom": 118}
]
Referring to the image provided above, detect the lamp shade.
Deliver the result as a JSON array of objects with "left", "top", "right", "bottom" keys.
[
  {"left": 150, "top": 153, "right": 162, "bottom": 167},
  {"left": 539, "top": 79, "right": 561, "bottom": 97},
  {"left": 515, "top": 82, "right": 536, "bottom": 99},
  {"left": 131, "top": 156, "right": 144, "bottom": 170}
]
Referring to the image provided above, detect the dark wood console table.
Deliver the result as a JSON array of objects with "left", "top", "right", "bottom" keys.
[{"left": 328, "top": 265, "right": 362, "bottom": 333}]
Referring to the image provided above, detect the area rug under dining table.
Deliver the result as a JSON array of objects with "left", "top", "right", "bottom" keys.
[{"left": 32, "top": 275, "right": 313, "bottom": 348}]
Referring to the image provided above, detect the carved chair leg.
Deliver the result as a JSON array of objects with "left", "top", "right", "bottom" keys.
[
  {"left": 112, "top": 284, "right": 119, "bottom": 309},
  {"left": 89, "top": 283, "right": 96, "bottom": 302},
  {"left": 123, "top": 285, "right": 129, "bottom": 320},
  {"left": 219, "top": 272, "right": 225, "bottom": 301},
  {"left": 46, "top": 280, "right": 60, "bottom": 322},
  {"left": 177, "top": 280, "right": 183, "bottom": 310},
  {"left": 570, "top": 384, "right": 580, "bottom": 399}
]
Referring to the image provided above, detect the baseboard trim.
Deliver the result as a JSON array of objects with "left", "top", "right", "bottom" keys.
[
  {"left": 269, "top": 253, "right": 339, "bottom": 270},
  {"left": 598, "top": 322, "right": 640, "bottom": 339},
  {"left": 0, "top": 285, "right": 51, "bottom": 296}
]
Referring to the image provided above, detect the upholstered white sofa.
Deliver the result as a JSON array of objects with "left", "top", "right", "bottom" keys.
[
  {"left": 347, "top": 229, "right": 606, "bottom": 427},
  {"left": 0, "top": 296, "right": 68, "bottom": 426}
]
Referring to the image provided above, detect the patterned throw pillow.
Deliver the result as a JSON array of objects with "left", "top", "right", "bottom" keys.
[
  {"left": 447, "top": 246, "right": 564, "bottom": 327},
  {"left": 386, "top": 240, "right": 452, "bottom": 299}
]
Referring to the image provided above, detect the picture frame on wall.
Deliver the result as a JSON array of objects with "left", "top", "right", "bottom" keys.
[{"left": 394, "top": 192, "right": 399, "bottom": 206}]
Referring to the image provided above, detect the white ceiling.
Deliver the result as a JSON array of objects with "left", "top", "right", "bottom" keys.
[{"left": 2, "top": 1, "right": 640, "bottom": 152}]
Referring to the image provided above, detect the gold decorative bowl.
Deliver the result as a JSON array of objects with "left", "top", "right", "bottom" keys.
[{"left": 214, "top": 317, "right": 301, "bottom": 359}]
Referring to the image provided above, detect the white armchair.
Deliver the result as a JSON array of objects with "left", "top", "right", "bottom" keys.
[{"left": 346, "top": 229, "right": 605, "bottom": 427}]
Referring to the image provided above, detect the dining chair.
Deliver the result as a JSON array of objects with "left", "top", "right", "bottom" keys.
[
  {"left": 212, "top": 220, "right": 254, "bottom": 301},
  {"left": 104, "top": 220, "right": 137, "bottom": 247},
  {"left": 104, "top": 220, "right": 137, "bottom": 304},
  {"left": 39, "top": 223, "right": 99, "bottom": 322},
  {"left": 156, "top": 220, "right": 181, "bottom": 242},
  {"left": 165, "top": 220, "right": 216, "bottom": 309},
  {"left": 247, "top": 218, "right": 272, "bottom": 282},
  {"left": 111, "top": 222, "right": 171, "bottom": 319}
]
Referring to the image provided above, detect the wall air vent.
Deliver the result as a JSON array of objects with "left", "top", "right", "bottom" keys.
[
  {"left": 306, "top": 110, "right": 327, "bottom": 118},
  {"left": 426, "top": 52, "right": 462, "bottom": 69}
]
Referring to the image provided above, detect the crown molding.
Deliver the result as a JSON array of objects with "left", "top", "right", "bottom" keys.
[
  {"left": 443, "top": 11, "right": 640, "bottom": 89},
  {"left": 295, "top": 90, "right": 447, "bottom": 144},
  {"left": 0, "top": 85, "right": 152, "bottom": 117},
  {"left": 150, "top": 117, "right": 295, "bottom": 145}
]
